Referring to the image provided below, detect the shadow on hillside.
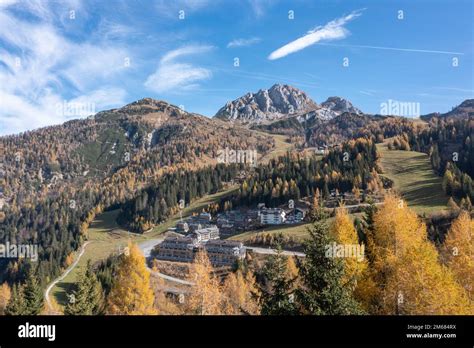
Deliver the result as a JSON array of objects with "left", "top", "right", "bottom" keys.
[
  {"left": 89, "top": 210, "right": 120, "bottom": 233},
  {"left": 402, "top": 178, "right": 447, "bottom": 209},
  {"left": 53, "top": 282, "right": 74, "bottom": 306}
]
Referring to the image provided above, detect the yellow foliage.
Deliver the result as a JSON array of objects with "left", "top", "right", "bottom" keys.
[
  {"left": 0, "top": 283, "right": 11, "bottom": 315},
  {"left": 107, "top": 242, "right": 157, "bottom": 315},
  {"left": 442, "top": 211, "right": 474, "bottom": 301},
  {"left": 152, "top": 277, "right": 183, "bottom": 315},
  {"left": 65, "top": 253, "right": 74, "bottom": 267},
  {"left": 41, "top": 295, "right": 63, "bottom": 315},
  {"left": 366, "top": 194, "right": 473, "bottom": 314},
  {"left": 185, "top": 250, "right": 224, "bottom": 315},
  {"left": 221, "top": 270, "right": 260, "bottom": 315},
  {"left": 286, "top": 256, "right": 299, "bottom": 281},
  {"left": 331, "top": 207, "right": 367, "bottom": 283}
]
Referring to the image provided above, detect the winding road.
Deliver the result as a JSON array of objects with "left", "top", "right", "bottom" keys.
[
  {"left": 247, "top": 246, "right": 306, "bottom": 257},
  {"left": 138, "top": 238, "right": 196, "bottom": 286},
  {"left": 44, "top": 241, "right": 91, "bottom": 313},
  {"left": 44, "top": 234, "right": 305, "bottom": 311}
]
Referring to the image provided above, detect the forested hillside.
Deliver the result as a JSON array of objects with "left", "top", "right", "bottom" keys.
[{"left": 0, "top": 98, "right": 274, "bottom": 284}]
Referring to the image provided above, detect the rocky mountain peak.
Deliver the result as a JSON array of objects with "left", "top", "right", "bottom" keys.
[
  {"left": 320, "top": 96, "right": 363, "bottom": 117},
  {"left": 421, "top": 99, "right": 474, "bottom": 121},
  {"left": 214, "top": 84, "right": 319, "bottom": 123}
]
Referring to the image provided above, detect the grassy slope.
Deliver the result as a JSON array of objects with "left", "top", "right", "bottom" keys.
[
  {"left": 228, "top": 213, "right": 365, "bottom": 243},
  {"left": 377, "top": 141, "right": 449, "bottom": 215},
  {"left": 228, "top": 222, "right": 312, "bottom": 242},
  {"left": 254, "top": 132, "right": 294, "bottom": 164}
]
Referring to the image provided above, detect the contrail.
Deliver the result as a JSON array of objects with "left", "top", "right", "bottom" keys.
[{"left": 315, "top": 43, "right": 464, "bottom": 55}]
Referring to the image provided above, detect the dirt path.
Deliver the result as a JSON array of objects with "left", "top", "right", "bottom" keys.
[{"left": 44, "top": 241, "right": 91, "bottom": 313}]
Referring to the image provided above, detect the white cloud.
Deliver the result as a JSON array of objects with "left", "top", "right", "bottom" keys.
[
  {"left": 0, "top": 0, "right": 18, "bottom": 8},
  {"left": 69, "top": 87, "right": 127, "bottom": 111},
  {"left": 144, "top": 45, "right": 213, "bottom": 93},
  {"left": 0, "top": 87, "right": 126, "bottom": 135},
  {"left": 314, "top": 42, "right": 464, "bottom": 55},
  {"left": 61, "top": 44, "right": 129, "bottom": 91},
  {"left": 268, "top": 9, "right": 364, "bottom": 60},
  {"left": 0, "top": 1, "right": 129, "bottom": 135},
  {"left": 227, "top": 37, "right": 261, "bottom": 48}
]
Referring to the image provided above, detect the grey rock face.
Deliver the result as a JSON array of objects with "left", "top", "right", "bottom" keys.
[
  {"left": 214, "top": 84, "right": 319, "bottom": 123},
  {"left": 215, "top": 85, "right": 364, "bottom": 125}
]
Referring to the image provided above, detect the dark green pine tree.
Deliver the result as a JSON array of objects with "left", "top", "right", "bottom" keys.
[
  {"left": 259, "top": 246, "right": 298, "bottom": 315},
  {"left": 64, "top": 260, "right": 104, "bottom": 315},
  {"left": 322, "top": 182, "right": 330, "bottom": 199},
  {"left": 5, "top": 283, "right": 27, "bottom": 315},
  {"left": 23, "top": 268, "right": 44, "bottom": 315},
  {"left": 297, "top": 220, "right": 364, "bottom": 315},
  {"left": 361, "top": 200, "right": 378, "bottom": 263}
]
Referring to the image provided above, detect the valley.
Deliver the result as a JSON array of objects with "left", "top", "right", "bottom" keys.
[{"left": 1, "top": 83, "right": 472, "bottom": 317}]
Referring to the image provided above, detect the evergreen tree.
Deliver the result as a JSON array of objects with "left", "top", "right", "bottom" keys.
[
  {"left": 5, "top": 283, "right": 26, "bottom": 315},
  {"left": 297, "top": 220, "right": 364, "bottom": 315},
  {"left": 259, "top": 246, "right": 298, "bottom": 315},
  {"left": 23, "top": 268, "right": 44, "bottom": 315},
  {"left": 64, "top": 260, "right": 105, "bottom": 315}
]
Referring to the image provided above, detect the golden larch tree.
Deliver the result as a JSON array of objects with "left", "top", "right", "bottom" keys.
[
  {"left": 186, "top": 250, "right": 224, "bottom": 315},
  {"left": 152, "top": 276, "right": 183, "bottom": 315},
  {"left": 107, "top": 242, "right": 157, "bottom": 315},
  {"left": 367, "top": 194, "right": 472, "bottom": 314},
  {"left": 330, "top": 207, "right": 368, "bottom": 288},
  {"left": 441, "top": 211, "right": 474, "bottom": 301},
  {"left": 0, "top": 283, "right": 11, "bottom": 315},
  {"left": 221, "top": 270, "right": 260, "bottom": 315}
]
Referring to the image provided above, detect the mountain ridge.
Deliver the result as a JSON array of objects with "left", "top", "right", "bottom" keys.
[{"left": 214, "top": 83, "right": 363, "bottom": 124}]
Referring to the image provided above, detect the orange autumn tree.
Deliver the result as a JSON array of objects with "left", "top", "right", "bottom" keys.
[
  {"left": 186, "top": 250, "right": 224, "bottom": 315},
  {"left": 221, "top": 270, "right": 260, "bottom": 315},
  {"left": 330, "top": 207, "right": 368, "bottom": 288},
  {"left": 366, "top": 194, "right": 472, "bottom": 315},
  {"left": 152, "top": 276, "right": 183, "bottom": 315},
  {"left": 441, "top": 211, "right": 474, "bottom": 301},
  {"left": 107, "top": 242, "right": 156, "bottom": 315},
  {"left": 330, "top": 207, "right": 370, "bottom": 310},
  {"left": 0, "top": 283, "right": 11, "bottom": 315}
]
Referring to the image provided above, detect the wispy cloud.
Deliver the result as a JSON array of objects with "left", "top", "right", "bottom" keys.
[
  {"left": 315, "top": 43, "right": 464, "bottom": 55},
  {"left": 268, "top": 9, "right": 364, "bottom": 60},
  {"left": 144, "top": 45, "right": 213, "bottom": 93},
  {"left": 227, "top": 37, "right": 261, "bottom": 48},
  {"left": 359, "top": 90, "right": 375, "bottom": 96},
  {"left": 432, "top": 87, "right": 474, "bottom": 93},
  {"left": 0, "top": 1, "right": 128, "bottom": 135}
]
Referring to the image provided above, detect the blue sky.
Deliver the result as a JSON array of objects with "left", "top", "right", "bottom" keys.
[{"left": 0, "top": 0, "right": 473, "bottom": 135}]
